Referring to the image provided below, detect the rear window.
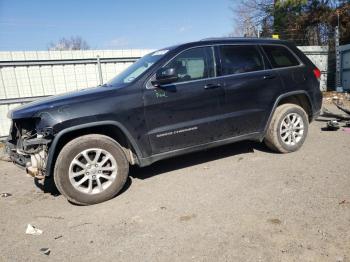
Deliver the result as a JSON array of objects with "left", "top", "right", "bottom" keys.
[
  {"left": 262, "top": 45, "right": 300, "bottom": 68},
  {"left": 219, "top": 45, "right": 264, "bottom": 76}
]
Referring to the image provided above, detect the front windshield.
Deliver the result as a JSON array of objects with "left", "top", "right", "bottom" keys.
[{"left": 107, "top": 49, "right": 169, "bottom": 86}]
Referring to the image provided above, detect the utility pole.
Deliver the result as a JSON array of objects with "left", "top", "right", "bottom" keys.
[{"left": 335, "top": 10, "right": 342, "bottom": 92}]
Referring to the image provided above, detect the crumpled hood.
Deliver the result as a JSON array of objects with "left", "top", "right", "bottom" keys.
[{"left": 8, "top": 86, "right": 117, "bottom": 119}]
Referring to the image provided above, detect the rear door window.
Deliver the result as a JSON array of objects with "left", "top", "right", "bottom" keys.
[
  {"left": 262, "top": 45, "right": 300, "bottom": 68},
  {"left": 219, "top": 45, "right": 264, "bottom": 76}
]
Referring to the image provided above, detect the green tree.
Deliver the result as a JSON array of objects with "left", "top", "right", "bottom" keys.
[{"left": 231, "top": 0, "right": 350, "bottom": 45}]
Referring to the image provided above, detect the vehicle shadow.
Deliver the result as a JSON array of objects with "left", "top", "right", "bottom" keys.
[
  {"left": 130, "top": 140, "right": 272, "bottom": 180},
  {"left": 35, "top": 175, "right": 133, "bottom": 200}
]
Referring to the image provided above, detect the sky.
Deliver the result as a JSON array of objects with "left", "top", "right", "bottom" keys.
[{"left": 0, "top": 0, "right": 235, "bottom": 51}]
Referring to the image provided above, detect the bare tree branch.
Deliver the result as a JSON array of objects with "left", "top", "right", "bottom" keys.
[{"left": 48, "top": 36, "right": 89, "bottom": 51}]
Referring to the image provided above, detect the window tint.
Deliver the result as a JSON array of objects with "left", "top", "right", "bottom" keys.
[
  {"left": 164, "top": 47, "right": 215, "bottom": 83},
  {"left": 219, "top": 45, "right": 263, "bottom": 76},
  {"left": 263, "top": 45, "right": 299, "bottom": 68}
]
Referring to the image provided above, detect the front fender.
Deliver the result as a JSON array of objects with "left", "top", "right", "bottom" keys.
[{"left": 45, "top": 121, "right": 142, "bottom": 177}]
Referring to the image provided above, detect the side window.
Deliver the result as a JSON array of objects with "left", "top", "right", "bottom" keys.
[
  {"left": 164, "top": 47, "right": 215, "bottom": 83},
  {"left": 262, "top": 45, "right": 300, "bottom": 68},
  {"left": 219, "top": 45, "right": 263, "bottom": 76}
]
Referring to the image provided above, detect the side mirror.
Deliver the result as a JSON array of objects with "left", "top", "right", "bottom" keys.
[{"left": 152, "top": 68, "right": 178, "bottom": 87}]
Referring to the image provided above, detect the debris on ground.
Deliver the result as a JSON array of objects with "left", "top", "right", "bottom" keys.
[
  {"left": 339, "top": 200, "right": 347, "bottom": 205},
  {"left": 69, "top": 222, "right": 92, "bottom": 229},
  {"left": 267, "top": 218, "right": 282, "bottom": 225},
  {"left": 179, "top": 214, "right": 197, "bottom": 222},
  {"left": 39, "top": 248, "right": 51, "bottom": 255},
  {"left": 326, "top": 120, "right": 340, "bottom": 131},
  {"left": 322, "top": 107, "right": 350, "bottom": 121},
  {"left": 54, "top": 235, "right": 63, "bottom": 240},
  {"left": 25, "top": 224, "right": 43, "bottom": 235},
  {"left": 321, "top": 96, "right": 350, "bottom": 131},
  {"left": 335, "top": 103, "right": 350, "bottom": 115},
  {"left": 34, "top": 215, "right": 64, "bottom": 220},
  {"left": 0, "top": 193, "right": 12, "bottom": 198}
]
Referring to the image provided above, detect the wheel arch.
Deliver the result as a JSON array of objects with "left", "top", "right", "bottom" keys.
[
  {"left": 45, "top": 121, "right": 142, "bottom": 177},
  {"left": 263, "top": 91, "right": 313, "bottom": 138}
]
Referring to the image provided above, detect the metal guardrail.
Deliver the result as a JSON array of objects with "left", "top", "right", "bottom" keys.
[{"left": 0, "top": 57, "right": 139, "bottom": 67}]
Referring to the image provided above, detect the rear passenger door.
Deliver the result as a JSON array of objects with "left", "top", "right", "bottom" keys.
[{"left": 217, "top": 44, "right": 283, "bottom": 138}]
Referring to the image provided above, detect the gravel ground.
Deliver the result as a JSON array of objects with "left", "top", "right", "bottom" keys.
[{"left": 0, "top": 110, "right": 349, "bottom": 262}]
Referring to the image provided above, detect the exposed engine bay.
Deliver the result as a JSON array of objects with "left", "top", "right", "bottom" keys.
[{"left": 6, "top": 118, "right": 52, "bottom": 179}]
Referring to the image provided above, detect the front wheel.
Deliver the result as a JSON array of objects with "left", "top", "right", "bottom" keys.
[
  {"left": 264, "top": 103, "right": 309, "bottom": 153},
  {"left": 54, "top": 134, "right": 129, "bottom": 205}
]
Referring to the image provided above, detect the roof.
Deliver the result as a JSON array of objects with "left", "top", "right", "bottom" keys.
[
  {"left": 199, "top": 37, "right": 289, "bottom": 44},
  {"left": 153, "top": 37, "right": 293, "bottom": 56}
]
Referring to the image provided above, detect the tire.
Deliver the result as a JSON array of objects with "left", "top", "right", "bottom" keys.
[
  {"left": 54, "top": 134, "right": 129, "bottom": 205},
  {"left": 264, "top": 103, "right": 309, "bottom": 153}
]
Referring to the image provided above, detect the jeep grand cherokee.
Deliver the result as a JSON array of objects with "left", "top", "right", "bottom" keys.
[{"left": 6, "top": 38, "right": 322, "bottom": 205}]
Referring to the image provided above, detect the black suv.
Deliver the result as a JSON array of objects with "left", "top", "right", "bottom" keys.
[{"left": 6, "top": 38, "right": 322, "bottom": 205}]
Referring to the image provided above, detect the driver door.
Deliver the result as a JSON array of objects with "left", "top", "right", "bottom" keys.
[{"left": 143, "top": 46, "right": 225, "bottom": 154}]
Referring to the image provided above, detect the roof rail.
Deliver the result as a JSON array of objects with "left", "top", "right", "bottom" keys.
[{"left": 200, "top": 37, "right": 279, "bottom": 41}]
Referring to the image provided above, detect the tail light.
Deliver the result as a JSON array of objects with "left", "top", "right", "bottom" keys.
[{"left": 313, "top": 68, "right": 321, "bottom": 81}]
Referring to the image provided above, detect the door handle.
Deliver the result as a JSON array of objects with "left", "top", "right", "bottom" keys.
[
  {"left": 204, "top": 83, "right": 221, "bottom": 89},
  {"left": 263, "top": 74, "right": 276, "bottom": 80}
]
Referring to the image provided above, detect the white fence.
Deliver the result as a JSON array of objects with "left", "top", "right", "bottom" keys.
[
  {"left": 0, "top": 46, "right": 328, "bottom": 138},
  {"left": 298, "top": 46, "right": 328, "bottom": 91},
  {"left": 0, "top": 49, "right": 153, "bottom": 137}
]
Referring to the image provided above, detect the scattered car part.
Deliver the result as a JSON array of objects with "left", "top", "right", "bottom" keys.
[
  {"left": 326, "top": 120, "right": 340, "bottom": 131},
  {"left": 334, "top": 102, "right": 350, "bottom": 115},
  {"left": 322, "top": 107, "right": 350, "bottom": 121}
]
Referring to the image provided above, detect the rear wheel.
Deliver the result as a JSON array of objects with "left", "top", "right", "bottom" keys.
[
  {"left": 264, "top": 103, "right": 309, "bottom": 153},
  {"left": 54, "top": 134, "right": 129, "bottom": 205}
]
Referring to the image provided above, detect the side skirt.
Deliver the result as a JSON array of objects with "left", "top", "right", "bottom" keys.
[{"left": 138, "top": 132, "right": 262, "bottom": 167}]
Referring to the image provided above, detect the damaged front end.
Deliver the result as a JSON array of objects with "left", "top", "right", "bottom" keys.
[{"left": 6, "top": 118, "right": 52, "bottom": 179}]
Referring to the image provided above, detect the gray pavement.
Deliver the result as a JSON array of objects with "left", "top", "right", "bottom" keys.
[{"left": 0, "top": 118, "right": 349, "bottom": 262}]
